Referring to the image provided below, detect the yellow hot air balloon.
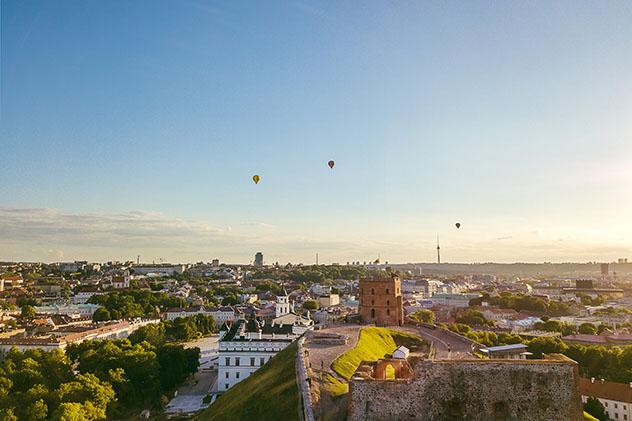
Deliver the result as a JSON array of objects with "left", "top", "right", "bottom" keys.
[{"left": 252, "top": 175, "right": 260, "bottom": 184}]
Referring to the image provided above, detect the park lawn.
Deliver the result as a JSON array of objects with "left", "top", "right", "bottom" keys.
[
  {"left": 583, "top": 412, "right": 599, "bottom": 420},
  {"left": 331, "top": 327, "right": 423, "bottom": 380},
  {"left": 197, "top": 341, "right": 300, "bottom": 421}
]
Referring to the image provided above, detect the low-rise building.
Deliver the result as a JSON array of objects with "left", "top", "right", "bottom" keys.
[
  {"left": 217, "top": 316, "right": 309, "bottom": 392},
  {"left": 163, "top": 306, "right": 236, "bottom": 324},
  {"left": 479, "top": 344, "right": 531, "bottom": 360},
  {"left": 580, "top": 377, "right": 632, "bottom": 421}
]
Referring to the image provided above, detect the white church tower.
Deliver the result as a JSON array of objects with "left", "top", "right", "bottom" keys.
[{"left": 276, "top": 288, "right": 290, "bottom": 318}]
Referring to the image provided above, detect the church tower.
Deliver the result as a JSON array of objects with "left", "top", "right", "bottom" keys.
[{"left": 276, "top": 288, "right": 290, "bottom": 318}]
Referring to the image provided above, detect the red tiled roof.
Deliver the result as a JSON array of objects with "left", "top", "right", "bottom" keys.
[{"left": 580, "top": 378, "right": 632, "bottom": 403}]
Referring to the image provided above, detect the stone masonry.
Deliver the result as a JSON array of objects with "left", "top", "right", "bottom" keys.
[{"left": 348, "top": 354, "right": 582, "bottom": 421}]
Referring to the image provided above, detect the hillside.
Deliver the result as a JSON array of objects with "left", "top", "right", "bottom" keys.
[
  {"left": 197, "top": 341, "right": 300, "bottom": 421},
  {"left": 332, "top": 327, "right": 424, "bottom": 380}
]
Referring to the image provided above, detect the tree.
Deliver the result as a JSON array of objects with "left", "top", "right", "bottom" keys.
[
  {"left": 527, "top": 337, "right": 568, "bottom": 358},
  {"left": 584, "top": 396, "right": 608, "bottom": 420},
  {"left": 409, "top": 309, "right": 435, "bottom": 324},
  {"left": 455, "top": 309, "right": 488, "bottom": 326},
  {"left": 92, "top": 308, "right": 111, "bottom": 322},
  {"left": 303, "top": 300, "right": 319, "bottom": 311},
  {"left": 25, "top": 399, "right": 48, "bottom": 421},
  {"left": 579, "top": 323, "right": 598, "bottom": 335},
  {"left": 21, "top": 305, "right": 36, "bottom": 319}
]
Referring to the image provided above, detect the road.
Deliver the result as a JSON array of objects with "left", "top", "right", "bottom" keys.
[{"left": 416, "top": 325, "right": 476, "bottom": 359}]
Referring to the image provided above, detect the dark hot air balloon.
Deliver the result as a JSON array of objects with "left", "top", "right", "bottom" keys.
[
  {"left": 455, "top": 222, "right": 461, "bottom": 229},
  {"left": 252, "top": 175, "right": 260, "bottom": 184},
  {"left": 328, "top": 160, "right": 335, "bottom": 169}
]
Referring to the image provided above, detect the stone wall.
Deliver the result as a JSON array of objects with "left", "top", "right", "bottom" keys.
[{"left": 349, "top": 355, "right": 582, "bottom": 421}]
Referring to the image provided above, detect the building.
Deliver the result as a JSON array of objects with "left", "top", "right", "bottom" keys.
[
  {"left": 580, "top": 377, "right": 632, "bottom": 421},
  {"left": 131, "top": 264, "right": 186, "bottom": 276},
  {"left": 0, "top": 319, "right": 160, "bottom": 354},
  {"left": 33, "top": 304, "right": 101, "bottom": 318},
  {"left": 275, "top": 289, "right": 291, "bottom": 318},
  {"left": 479, "top": 344, "right": 532, "bottom": 360},
  {"left": 217, "top": 316, "right": 310, "bottom": 392},
  {"left": 272, "top": 291, "right": 313, "bottom": 335},
  {"left": 430, "top": 293, "right": 480, "bottom": 308},
  {"left": 317, "top": 294, "right": 340, "bottom": 308},
  {"left": 254, "top": 252, "right": 264, "bottom": 267},
  {"left": 164, "top": 306, "right": 236, "bottom": 323},
  {"left": 358, "top": 275, "right": 404, "bottom": 326}
]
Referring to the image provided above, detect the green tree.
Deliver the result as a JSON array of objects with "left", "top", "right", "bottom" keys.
[
  {"left": 409, "top": 309, "right": 435, "bottom": 324},
  {"left": 21, "top": 305, "right": 36, "bottom": 319},
  {"left": 303, "top": 300, "right": 319, "bottom": 311},
  {"left": 24, "top": 399, "right": 48, "bottom": 421},
  {"left": 579, "top": 323, "right": 598, "bottom": 335},
  {"left": 92, "top": 308, "right": 111, "bottom": 322},
  {"left": 584, "top": 396, "right": 608, "bottom": 420},
  {"left": 527, "top": 337, "right": 568, "bottom": 358}
]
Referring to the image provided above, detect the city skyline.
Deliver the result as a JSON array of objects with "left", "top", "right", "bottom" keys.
[{"left": 3, "top": 1, "right": 632, "bottom": 263}]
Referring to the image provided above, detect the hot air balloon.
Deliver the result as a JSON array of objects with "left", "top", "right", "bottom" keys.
[
  {"left": 455, "top": 222, "right": 461, "bottom": 229},
  {"left": 328, "top": 160, "right": 335, "bottom": 169},
  {"left": 252, "top": 175, "right": 260, "bottom": 184}
]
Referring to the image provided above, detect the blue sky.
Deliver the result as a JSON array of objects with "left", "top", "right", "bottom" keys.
[{"left": 2, "top": 1, "right": 632, "bottom": 263}]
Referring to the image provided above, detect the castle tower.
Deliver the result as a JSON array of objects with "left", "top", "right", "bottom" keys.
[
  {"left": 276, "top": 288, "right": 290, "bottom": 318},
  {"left": 358, "top": 275, "right": 404, "bottom": 326}
]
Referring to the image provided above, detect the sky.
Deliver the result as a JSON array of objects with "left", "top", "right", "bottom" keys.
[{"left": 2, "top": 1, "right": 632, "bottom": 264}]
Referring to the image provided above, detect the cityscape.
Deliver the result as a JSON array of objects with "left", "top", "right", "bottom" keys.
[{"left": 3, "top": 1, "right": 632, "bottom": 421}]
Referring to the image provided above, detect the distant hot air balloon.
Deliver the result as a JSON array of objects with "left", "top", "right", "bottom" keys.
[
  {"left": 455, "top": 222, "right": 461, "bottom": 229},
  {"left": 328, "top": 160, "right": 335, "bottom": 169},
  {"left": 252, "top": 175, "right": 260, "bottom": 184}
]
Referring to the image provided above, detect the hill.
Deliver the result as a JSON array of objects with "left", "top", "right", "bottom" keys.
[{"left": 196, "top": 341, "right": 300, "bottom": 421}]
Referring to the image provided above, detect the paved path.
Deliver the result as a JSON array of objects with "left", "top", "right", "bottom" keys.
[
  {"left": 303, "top": 325, "right": 361, "bottom": 373},
  {"left": 416, "top": 325, "right": 475, "bottom": 359}
]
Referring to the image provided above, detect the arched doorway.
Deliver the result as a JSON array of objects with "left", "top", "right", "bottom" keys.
[{"left": 384, "top": 364, "right": 395, "bottom": 380}]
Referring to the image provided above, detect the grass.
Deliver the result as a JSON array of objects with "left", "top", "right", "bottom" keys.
[
  {"left": 197, "top": 341, "right": 300, "bottom": 421},
  {"left": 331, "top": 327, "right": 424, "bottom": 380},
  {"left": 583, "top": 412, "right": 599, "bottom": 421},
  {"left": 321, "top": 373, "right": 349, "bottom": 397}
]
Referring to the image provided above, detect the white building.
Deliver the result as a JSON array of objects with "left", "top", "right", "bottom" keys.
[
  {"left": 131, "top": 264, "right": 186, "bottom": 276},
  {"left": 580, "top": 377, "right": 632, "bottom": 421},
  {"left": 430, "top": 293, "right": 480, "bottom": 308},
  {"left": 163, "top": 306, "right": 236, "bottom": 324},
  {"left": 217, "top": 317, "right": 303, "bottom": 392},
  {"left": 33, "top": 304, "right": 101, "bottom": 317}
]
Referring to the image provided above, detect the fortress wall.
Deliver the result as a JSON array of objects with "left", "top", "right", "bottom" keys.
[{"left": 349, "top": 355, "right": 582, "bottom": 421}]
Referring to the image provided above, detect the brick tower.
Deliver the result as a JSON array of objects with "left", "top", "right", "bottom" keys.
[{"left": 358, "top": 275, "right": 404, "bottom": 326}]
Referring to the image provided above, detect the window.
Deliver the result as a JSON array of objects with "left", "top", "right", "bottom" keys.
[
  {"left": 236, "top": 372, "right": 240, "bottom": 379},
  {"left": 236, "top": 357, "right": 240, "bottom": 366},
  {"left": 624, "top": 415, "right": 627, "bottom": 421},
  {"left": 371, "top": 309, "right": 376, "bottom": 318},
  {"left": 387, "top": 309, "right": 391, "bottom": 316},
  {"left": 615, "top": 414, "right": 618, "bottom": 420},
  {"left": 625, "top": 405, "right": 628, "bottom": 410},
  {"left": 250, "top": 357, "right": 255, "bottom": 366},
  {"left": 387, "top": 300, "right": 390, "bottom": 306},
  {"left": 260, "top": 357, "right": 265, "bottom": 366},
  {"left": 371, "top": 288, "right": 375, "bottom": 295},
  {"left": 225, "top": 357, "right": 230, "bottom": 366},
  {"left": 225, "top": 372, "right": 229, "bottom": 378},
  {"left": 616, "top": 404, "right": 619, "bottom": 409},
  {"left": 605, "top": 402, "right": 609, "bottom": 407},
  {"left": 386, "top": 288, "right": 389, "bottom": 294},
  {"left": 371, "top": 299, "right": 375, "bottom": 306},
  {"left": 225, "top": 383, "right": 229, "bottom": 390}
]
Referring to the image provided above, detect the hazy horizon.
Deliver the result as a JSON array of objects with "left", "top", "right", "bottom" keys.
[{"left": 3, "top": 1, "right": 632, "bottom": 264}]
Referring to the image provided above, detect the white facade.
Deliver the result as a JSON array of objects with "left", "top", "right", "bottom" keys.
[
  {"left": 33, "top": 304, "right": 101, "bottom": 317},
  {"left": 217, "top": 340, "right": 290, "bottom": 392},
  {"left": 581, "top": 395, "right": 631, "bottom": 420},
  {"left": 276, "top": 291, "right": 290, "bottom": 318},
  {"left": 164, "top": 306, "right": 236, "bottom": 323}
]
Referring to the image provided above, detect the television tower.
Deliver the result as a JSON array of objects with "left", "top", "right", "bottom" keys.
[{"left": 436, "top": 236, "right": 441, "bottom": 264}]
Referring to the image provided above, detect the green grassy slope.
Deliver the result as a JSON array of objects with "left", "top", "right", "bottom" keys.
[
  {"left": 331, "top": 327, "right": 423, "bottom": 380},
  {"left": 197, "top": 341, "right": 300, "bottom": 421}
]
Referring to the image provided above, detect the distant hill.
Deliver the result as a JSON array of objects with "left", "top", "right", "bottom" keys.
[{"left": 196, "top": 341, "right": 300, "bottom": 421}]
